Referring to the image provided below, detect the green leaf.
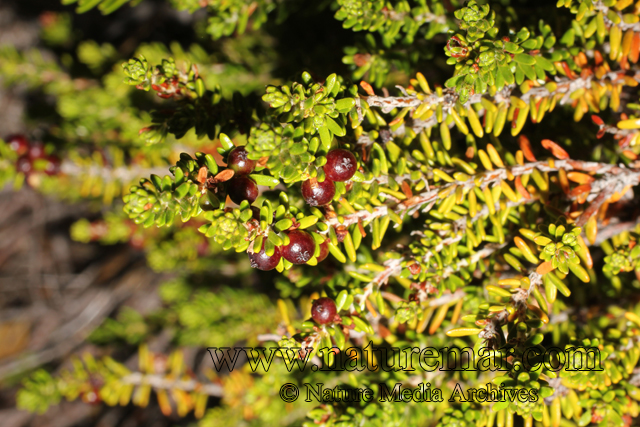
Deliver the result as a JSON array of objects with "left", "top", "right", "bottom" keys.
[
  {"left": 195, "top": 78, "right": 205, "bottom": 97},
  {"left": 332, "top": 327, "right": 346, "bottom": 350},
  {"left": 336, "top": 290, "right": 349, "bottom": 311},
  {"left": 504, "top": 41, "right": 521, "bottom": 54},
  {"left": 335, "top": 97, "right": 355, "bottom": 113},
  {"left": 325, "top": 116, "right": 346, "bottom": 137},
  {"left": 174, "top": 167, "right": 185, "bottom": 185},
  {"left": 150, "top": 175, "right": 162, "bottom": 191},
  {"left": 445, "top": 75, "right": 464, "bottom": 89},
  {"left": 249, "top": 174, "right": 280, "bottom": 188},
  {"left": 516, "top": 27, "right": 530, "bottom": 42},
  {"left": 219, "top": 133, "right": 235, "bottom": 151},
  {"left": 297, "top": 216, "right": 318, "bottom": 229},
  {"left": 351, "top": 171, "right": 365, "bottom": 182},
  {"left": 328, "top": 241, "right": 346, "bottom": 263},
  {"left": 343, "top": 231, "right": 356, "bottom": 263},
  {"left": 500, "top": 66, "right": 514, "bottom": 85},
  {"left": 76, "top": 0, "right": 105, "bottom": 13},
  {"left": 515, "top": 64, "right": 525, "bottom": 84},
  {"left": 513, "top": 54, "right": 536, "bottom": 65},
  {"left": 161, "top": 175, "right": 173, "bottom": 192},
  {"left": 351, "top": 316, "right": 374, "bottom": 334},
  {"left": 492, "top": 400, "right": 509, "bottom": 411},
  {"left": 318, "top": 125, "right": 332, "bottom": 151},
  {"left": 560, "top": 29, "right": 575, "bottom": 47},
  {"left": 275, "top": 219, "right": 293, "bottom": 231},
  {"left": 268, "top": 230, "right": 284, "bottom": 246},
  {"left": 522, "top": 64, "right": 537, "bottom": 81},
  {"left": 535, "top": 56, "right": 554, "bottom": 72},
  {"left": 324, "top": 73, "right": 337, "bottom": 96},
  {"left": 175, "top": 183, "right": 190, "bottom": 199}
]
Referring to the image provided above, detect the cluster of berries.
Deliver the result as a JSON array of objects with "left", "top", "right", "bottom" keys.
[
  {"left": 301, "top": 148, "right": 356, "bottom": 206},
  {"left": 225, "top": 146, "right": 259, "bottom": 205},
  {"left": 224, "top": 146, "right": 357, "bottom": 271},
  {"left": 6, "top": 134, "right": 61, "bottom": 178},
  {"left": 248, "top": 229, "right": 330, "bottom": 271}
]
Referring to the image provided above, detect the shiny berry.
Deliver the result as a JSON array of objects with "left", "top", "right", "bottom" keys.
[
  {"left": 16, "top": 156, "right": 32, "bottom": 174},
  {"left": 311, "top": 297, "right": 337, "bottom": 325},
  {"left": 6, "top": 134, "right": 29, "bottom": 156},
  {"left": 317, "top": 239, "right": 329, "bottom": 262},
  {"left": 227, "top": 176, "right": 259, "bottom": 205},
  {"left": 44, "top": 155, "right": 61, "bottom": 176},
  {"left": 248, "top": 243, "right": 281, "bottom": 271},
  {"left": 282, "top": 230, "right": 315, "bottom": 264},
  {"left": 227, "top": 146, "right": 256, "bottom": 176},
  {"left": 324, "top": 149, "right": 357, "bottom": 182},
  {"left": 301, "top": 178, "right": 335, "bottom": 206},
  {"left": 28, "top": 142, "right": 45, "bottom": 160}
]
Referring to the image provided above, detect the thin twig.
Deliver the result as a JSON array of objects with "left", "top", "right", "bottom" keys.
[{"left": 120, "top": 372, "right": 223, "bottom": 396}]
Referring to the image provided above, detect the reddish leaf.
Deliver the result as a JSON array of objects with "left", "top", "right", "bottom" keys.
[
  {"left": 515, "top": 176, "right": 531, "bottom": 199},
  {"left": 541, "top": 139, "right": 570, "bottom": 159},
  {"left": 594, "top": 50, "right": 604, "bottom": 65},
  {"left": 511, "top": 108, "right": 520, "bottom": 128},
  {"left": 536, "top": 261, "right": 554, "bottom": 275},
  {"left": 401, "top": 180, "right": 413, "bottom": 199},
  {"left": 360, "top": 81, "right": 375, "bottom": 96},
  {"left": 197, "top": 166, "right": 208, "bottom": 184},
  {"left": 257, "top": 156, "right": 269, "bottom": 167},
  {"left": 631, "top": 32, "right": 640, "bottom": 64},
  {"left": 214, "top": 169, "right": 235, "bottom": 183},
  {"left": 465, "top": 146, "right": 475, "bottom": 159},
  {"left": 357, "top": 219, "right": 367, "bottom": 238},
  {"left": 518, "top": 135, "right": 537, "bottom": 162},
  {"left": 590, "top": 115, "right": 604, "bottom": 126},
  {"left": 566, "top": 172, "right": 594, "bottom": 184},
  {"left": 619, "top": 135, "right": 633, "bottom": 148},
  {"left": 569, "top": 183, "right": 591, "bottom": 198},
  {"left": 353, "top": 53, "right": 370, "bottom": 67}
]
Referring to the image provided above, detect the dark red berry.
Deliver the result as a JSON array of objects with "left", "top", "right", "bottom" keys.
[
  {"left": 43, "top": 155, "right": 61, "bottom": 176},
  {"left": 311, "top": 297, "right": 337, "bottom": 325},
  {"left": 6, "top": 134, "right": 29, "bottom": 156},
  {"left": 282, "top": 230, "right": 316, "bottom": 264},
  {"left": 28, "top": 142, "right": 45, "bottom": 160},
  {"left": 324, "top": 149, "right": 357, "bottom": 182},
  {"left": 16, "top": 156, "right": 32, "bottom": 174},
  {"left": 248, "top": 243, "right": 281, "bottom": 271},
  {"left": 301, "top": 178, "right": 335, "bottom": 206},
  {"left": 227, "top": 146, "right": 256, "bottom": 176},
  {"left": 227, "top": 176, "right": 259, "bottom": 205},
  {"left": 317, "top": 239, "right": 329, "bottom": 262}
]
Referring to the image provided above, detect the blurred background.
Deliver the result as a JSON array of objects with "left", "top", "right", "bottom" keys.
[{"left": 0, "top": 1, "right": 324, "bottom": 425}]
